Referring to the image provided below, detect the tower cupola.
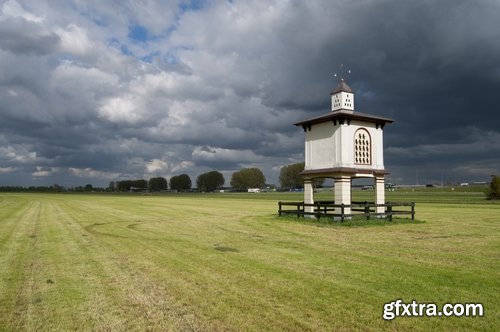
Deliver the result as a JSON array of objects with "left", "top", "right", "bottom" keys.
[{"left": 331, "top": 79, "right": 354, "bottom": 112}]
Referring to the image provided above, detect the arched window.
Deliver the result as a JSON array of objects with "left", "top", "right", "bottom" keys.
[{"left": 354, "top": 128, "right": 371, "bottom": 165}]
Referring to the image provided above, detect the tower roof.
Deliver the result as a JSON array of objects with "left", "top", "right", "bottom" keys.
[
  {"left": 331, "top": 79, "right": 353, "bottom": 94},
  {"left": 294, "top": 110, "right": 393, "bottom": 128}
]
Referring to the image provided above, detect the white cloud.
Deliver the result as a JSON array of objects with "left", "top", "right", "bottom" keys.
[
  {"left": 32, "top": 166, "right": 56, "bottom": 177},
  {"left": 0, "top": 166, "right": 16, "bottom": 174},
  {"left": 98, "top": 96, "right": 141, "bottom": 123},
  {"left": 51, "top": 61, "right": 119, "bottom": 88},
  {"left": 0, "top": 146, "right": 37, "bottom": 163},
  {"left": 145, "top": 159, "right": 168, "bottom": 173},
  {"left": 56, "top": 24, "right": 93, "bottom": 55},
  {"left": 69, "top": 167, "right": 120, "bottom": 179},
  {"left": 170, "top": 160, "right": 194, "bottom": 173},
  {"left": 1, "top": 0, "right": 44, "bottom": 23},
  {"left": 192, "top": 146, "right": 263, "bottom": 163}
]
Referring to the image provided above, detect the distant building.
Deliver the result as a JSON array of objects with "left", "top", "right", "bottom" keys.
[{"left": 129, "top": 186, "right": 147, "bottom": 192}]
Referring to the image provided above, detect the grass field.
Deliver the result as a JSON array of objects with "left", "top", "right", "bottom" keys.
[{"left": 0, "top": 191, "right": 498, "bottom": 331}]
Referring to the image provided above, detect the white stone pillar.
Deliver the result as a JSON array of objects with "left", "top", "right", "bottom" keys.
[
  {"left": 334, "top": 176, "right": 351, "bottom": 217},
  {"left": 304, "top": 179, "right": 314, "bottom": 217},
  {"left": 375, "top": 176, "right": 385, "bottom": 215}
]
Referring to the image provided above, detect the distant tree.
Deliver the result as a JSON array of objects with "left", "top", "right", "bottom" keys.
[
  {"left": 486, "top": 175, "right": 500, "bottom": 200},
  {"left": 116, "top": 180, "right": 132, "bottom": 192},
  {"left": 84, "top": 184, "right": 93, "bottom": 192},
  {"left": 108, "top": 181, "right": 116, "bottom": 192},
  {"left": 279, "top": 162, "right": 325, "bottom": 189},
  {"left": 115, "top": 179, "right": 147, "bottom": 191},
  {"left": 197, "top": 171, "right": 225, "bottom": 192},
  {"left": 170, "top": 174, "right": 192, "bottom": 192},
  {"left": 279, "top": 162, "right": 305, "bottom": 189},
  {"left": 149, "top": 177, "right": 168, "bottom": 192},
  {"left": 52, "top": 184, "right": 64, "bottom": 192},
  {"left": 230, "top": 168, "right": 266, "bottom": 190},
  {"left": 132, "top": 179, "right": 148, "bottom": 189}
]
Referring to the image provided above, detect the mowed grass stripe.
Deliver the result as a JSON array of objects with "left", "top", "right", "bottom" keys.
[
  {"left": 0, "top": 196, "right": 31, "bottom": 254},
  {"left": 48, "top": 197, "right": 209, "bottom": 331},
  {"left": 0, "top": 200, "right": 43, "bottom": 330},
  {"left": 41, "top": 201, "right": 136, "bottom": 331}
]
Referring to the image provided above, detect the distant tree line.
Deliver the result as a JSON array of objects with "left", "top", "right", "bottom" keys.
[
  {"left": 0, "top": 163, "right": 322, "bottom": 193},
  {"left": 0, "top": 184, "right": 108, "bottom": 193},
  {"left": 109, "top": 168, "right": 268, "bottom": 193}
]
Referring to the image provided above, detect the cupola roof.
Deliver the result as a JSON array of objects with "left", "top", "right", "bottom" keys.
[{"left": 331, "top": 79, "right": 353, "bottom": 94}]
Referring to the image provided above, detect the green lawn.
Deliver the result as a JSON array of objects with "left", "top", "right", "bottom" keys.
[{"left": 0, "top": 192, "right": 498, "bottom": 331}]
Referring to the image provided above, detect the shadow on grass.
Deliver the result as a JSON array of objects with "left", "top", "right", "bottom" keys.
[
  {"left": 213, "top": 243, "right": 239, "bottom": 252},
  {"left": 273, "top": 215, "right": 425, "bottom": 228}
]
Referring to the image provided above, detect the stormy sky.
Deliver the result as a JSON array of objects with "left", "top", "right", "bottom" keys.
[{"left": 0, "top": 0, "right": 499, "bottom": 187}]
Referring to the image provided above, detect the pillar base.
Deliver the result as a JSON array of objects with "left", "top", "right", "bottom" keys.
[
  {"left": 375, "top": 176, "right": 385, "bottom": 215},
  {"left": 334, "top": 176, "right": 351, "bottom": 216},
  {"left": 304, "top": 179, "right": 314, "bottom": 217}
]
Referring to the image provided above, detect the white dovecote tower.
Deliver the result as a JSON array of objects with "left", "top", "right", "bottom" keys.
[{"left": 294, "top": 77, "right": 393, "bottom": 216}]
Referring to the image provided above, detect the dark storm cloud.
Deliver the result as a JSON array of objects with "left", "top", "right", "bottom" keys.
[
  {"left": 0, "top": 17, "right": 60, "bottom": 55},
  {"left": 0, "top": 0, "right": 498, "bottom": 187}
]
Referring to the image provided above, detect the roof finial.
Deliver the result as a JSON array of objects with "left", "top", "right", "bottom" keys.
[{"left": 334, "top": 63, "right": 351, "bottom": 82}]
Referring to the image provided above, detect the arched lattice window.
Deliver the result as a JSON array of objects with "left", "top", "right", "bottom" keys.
[{"left": 354, "top": 128, "right": 371, "bottom": 165}]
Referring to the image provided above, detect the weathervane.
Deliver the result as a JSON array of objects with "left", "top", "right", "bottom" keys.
[{"left": 334, "top": 63, "right": 351, "bottom": 81}]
